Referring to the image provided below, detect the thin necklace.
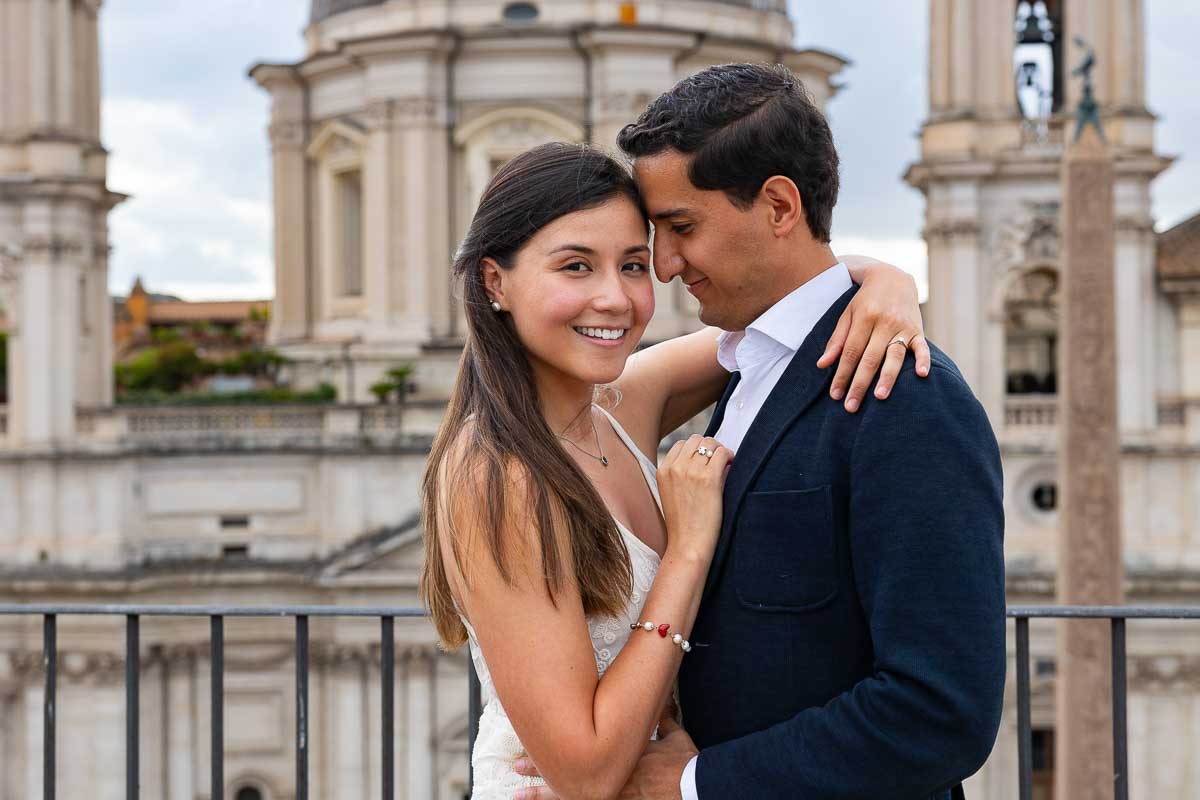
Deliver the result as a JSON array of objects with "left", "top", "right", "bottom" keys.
[{"left": 557, "top": 406, "right": 609, "bottom": 467}]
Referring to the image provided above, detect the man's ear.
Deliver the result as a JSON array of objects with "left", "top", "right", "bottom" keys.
[
  {"left": 760, "top": 176, "right": 804, "bottom": 238},
  {"left": 481, "top": 257, "right": 506, "bottom": 309}
]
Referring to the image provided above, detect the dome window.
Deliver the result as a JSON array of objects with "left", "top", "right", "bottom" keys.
[{"left": 502, "top": 2, "right": 539, "bottom": 24}]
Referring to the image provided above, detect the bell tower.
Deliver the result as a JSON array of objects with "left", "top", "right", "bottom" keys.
[
  {"left": 905, "top": 0, "right": 1171, "bottom": 434},
  {"left": 0, "top": 0, "right": 124, "bottom": 447}
]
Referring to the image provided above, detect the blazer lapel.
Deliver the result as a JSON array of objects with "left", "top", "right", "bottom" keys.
[
  {"left": 704, "top": 372, "right": 741, "bottom": 438},
  {"left": 701, "top": 285, "right": 861, "bottom": 604}
]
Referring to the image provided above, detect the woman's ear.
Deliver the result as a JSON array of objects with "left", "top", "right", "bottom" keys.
[
  {"left": 481, "top": 257, "right": 506, "bottom": 310},
  {"left": 760, "top": 176, "right": 804, "bottom": 238}
]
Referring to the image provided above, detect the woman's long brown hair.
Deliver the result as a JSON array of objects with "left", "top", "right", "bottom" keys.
[{"left": 420, "top": 143, "right": 642, "bottom": 649}]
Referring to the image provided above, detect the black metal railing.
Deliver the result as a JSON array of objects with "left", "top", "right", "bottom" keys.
[
  {"left": 3, "top": 603, "right": 1198, "bottom": 799},
  {"left": 0, "top": 604, "right": 480, "bottom": 800},
  {"left": 1008, "top": 605, "right": 1200, "bottom": 800}
]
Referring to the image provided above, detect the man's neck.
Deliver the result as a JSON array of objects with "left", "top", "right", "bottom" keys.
[{"left": 759, "top": 242, "right": 840, "bottom": 315}]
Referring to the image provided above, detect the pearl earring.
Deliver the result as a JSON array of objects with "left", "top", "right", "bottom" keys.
[{"left": 490, "top": 301, "right": 502, "bottom": 313}]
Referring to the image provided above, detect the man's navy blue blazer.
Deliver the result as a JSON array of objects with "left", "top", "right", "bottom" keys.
[{"left": 678, "top": 285, "right": 1006, "bottom": 799}]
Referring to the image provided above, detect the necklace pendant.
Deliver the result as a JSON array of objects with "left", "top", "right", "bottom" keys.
[{"left": 600, "top": 456, "right": 609, "bottom": 467}]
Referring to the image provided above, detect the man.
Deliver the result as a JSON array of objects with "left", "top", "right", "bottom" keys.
[{"left": 518, "top": 63, "right": 1006, "bottom": 799}]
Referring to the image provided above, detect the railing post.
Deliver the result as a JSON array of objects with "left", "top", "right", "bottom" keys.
[
  {"left": 1112, "top": 618, "right": 1128, "bottom": 800},
  {"left": 382, "top": 615, "right": 395, "bottom": 800},
  {"left": 211, "top": 615, "right": 224, "bottom": 800},
  {"left": 295, "top": 615, "right": 308, "bottom": 800},
  {"left": 126, "top": 614, "right": 140, "bottom": 800},
  {"left": 43, "top": 614, "right": 56, "bottom": 800},
  {"left": 1015, "top": 616, "right": 1033, "bottom": 800},
  {"left": 469, "top": 658, "right": 482, "bottom": 792}
]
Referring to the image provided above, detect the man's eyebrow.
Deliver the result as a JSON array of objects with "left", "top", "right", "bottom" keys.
[{"left": 650, "top": 208, "right": 692, "bottom": 221}]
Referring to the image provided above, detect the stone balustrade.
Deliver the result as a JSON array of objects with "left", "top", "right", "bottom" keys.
[
  {"left": 70, "top": 400, "right": 449, "bottom": 451},
  {"left": 1005, "top": 396, "right": 1058, "bottom": 428}
]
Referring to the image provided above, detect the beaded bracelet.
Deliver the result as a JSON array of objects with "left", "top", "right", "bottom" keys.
[{"left": 630, "top": 620, "right": 692, "bottom": 653}]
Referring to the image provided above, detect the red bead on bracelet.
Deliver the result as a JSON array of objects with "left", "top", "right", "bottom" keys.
[{"left": 630, "top": 620, "right": 692, "bottom": 653}]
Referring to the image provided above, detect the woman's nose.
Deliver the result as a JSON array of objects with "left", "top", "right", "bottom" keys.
[{"left": 593, "top": 272, "right": 633, "bottom": 312}]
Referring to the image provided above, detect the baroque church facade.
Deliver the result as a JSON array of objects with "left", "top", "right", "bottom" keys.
[{"left": 1, "top": 0, "right": 1199, "bottom": 798}]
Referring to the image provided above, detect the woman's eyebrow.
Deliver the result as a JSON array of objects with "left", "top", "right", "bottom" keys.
[
  {"left": 546, "top": 244, "right": 649, "bottom": 256},
  {"left": 547, "top": 244, "right": 596, "bottom": 255}
]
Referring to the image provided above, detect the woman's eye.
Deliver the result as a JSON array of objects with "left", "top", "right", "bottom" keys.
[
  {"left": 562, "top": 262, "right": 590, "bottom": 273},
  {"left": 623, "top": 262, "right": 649, "bottom": 273}
]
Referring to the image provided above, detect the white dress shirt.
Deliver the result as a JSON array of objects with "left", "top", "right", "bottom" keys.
[{"left": 680, "top": 261, "right": 852, "bottom": 800}]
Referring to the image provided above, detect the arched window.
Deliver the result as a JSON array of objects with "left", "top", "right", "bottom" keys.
[
  {"left": 306, "top": 120, "right": 368, "bottom": 317},
  {"left": 1004, "top": 267, "right": 1058, "bottom": 395},
  {"left": 235, "top": 788, "right": 263, "bottom": 800},
  {"left": 1013, "top": 1, "right": 1063, "bottom": 120}
]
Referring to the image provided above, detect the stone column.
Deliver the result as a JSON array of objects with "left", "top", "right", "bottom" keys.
[
  {"left": 1055, "top": 124, "right": 1124, "bottom": 800},
  {"left": 165, "top": 647, "right": 197, "bottom": 800},
  {"left": 924, "top": 214, "right": 984, "bottom": 391},
  {"left": 8, "top": 206, "right": 82, "bottom": 445},
  {"left": 251, "top": 66, "right": 311, "bottom": 345},
  {"left": 405, "top": 647, "right": 434, "bottom": 800}
]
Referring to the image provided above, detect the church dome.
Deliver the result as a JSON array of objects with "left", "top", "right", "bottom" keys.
[
  {"left": 311, "top": 0, "right": 784, "bottom": 24},
  {"left": 310, "top": 0, "right": 383, "bottom": 22}
]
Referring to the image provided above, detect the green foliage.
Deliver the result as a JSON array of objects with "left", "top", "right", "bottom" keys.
[
  {"left": 385, "top": 365, "right": 414, "bottom": 383},
  {"left": 369, "top": 381, "right": 395, "bottom": 403},
  {"left": 115, "top": 340, "right": 205, "bottom": 394},
  {"left": 247, "top": 305, "right": 271, "bottom": 324},
  {"left": 115, "top": 343, "right": 294, "bottom": 400},
  {"left": 150, "top": 326, "right": 184, "bottom": 344},
  {"left": 212, "top": 349, "right": 290, "bottom": 377},
  {"left": 368, "top": 363, "right": 417, "bottom": 404},
  {"left": 117, "top": 382, "right": 337, "bottom": 406}
]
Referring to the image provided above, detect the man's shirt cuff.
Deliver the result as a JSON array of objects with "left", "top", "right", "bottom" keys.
[{"left": 680, "top": 754, "right": 699, "bottom": 800}]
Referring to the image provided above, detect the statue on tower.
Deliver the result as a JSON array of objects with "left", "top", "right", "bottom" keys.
[{"left": 1071, "top": 35, "right": 1105, "bottom": 143}]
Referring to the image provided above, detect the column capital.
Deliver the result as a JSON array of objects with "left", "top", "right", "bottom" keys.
[
  {"left": 268, "top": 121, "right": 307, "bottom": 149},
  {"left": 366, "top": 98, "right": 444, "bottom": 130}
]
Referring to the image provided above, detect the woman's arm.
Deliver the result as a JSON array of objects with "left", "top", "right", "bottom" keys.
[
  {"left": 442, "top": 440, "right": 730, "bottom": 800},
  {"left": 611, "top": 260, "right": 931, "bottom": 446}
]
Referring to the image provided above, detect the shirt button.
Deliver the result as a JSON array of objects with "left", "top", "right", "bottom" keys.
[{"left": 736, "top": 400, "right": 744, "bottom": 410}]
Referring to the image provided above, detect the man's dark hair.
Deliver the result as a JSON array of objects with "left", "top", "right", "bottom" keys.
[{"left": 617, "top": 63, "right": 839, "bottom": 243}]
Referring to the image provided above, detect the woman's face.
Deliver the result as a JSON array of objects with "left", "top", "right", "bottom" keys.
[{"left": 485, "top": 196, "right": 655, "bottom": 388}]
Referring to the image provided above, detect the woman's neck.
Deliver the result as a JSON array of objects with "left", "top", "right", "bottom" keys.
[{"left": 531, "top": 360, "right": 598, "bottom": 440}]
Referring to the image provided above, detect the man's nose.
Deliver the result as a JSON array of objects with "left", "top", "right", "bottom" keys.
[{"left": 654, "top": 247, "right": 686, "bottom": 284}]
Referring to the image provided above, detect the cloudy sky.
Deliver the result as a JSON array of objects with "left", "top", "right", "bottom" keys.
[{"left": 99, "top": 0, "right": 1200, "bottom": 301}]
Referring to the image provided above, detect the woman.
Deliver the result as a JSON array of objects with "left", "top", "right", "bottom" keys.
[{"left": 419, "top": 143, "right": 926, "bottom": 799}]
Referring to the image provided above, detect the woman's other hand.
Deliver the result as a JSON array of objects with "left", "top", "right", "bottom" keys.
[{"left": 656, "top": 434, "right": 732, "bottom": 564}]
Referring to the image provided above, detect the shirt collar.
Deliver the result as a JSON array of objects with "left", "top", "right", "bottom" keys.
[{"left": 716, "top": 262, "right": 853, "bottom": 372}]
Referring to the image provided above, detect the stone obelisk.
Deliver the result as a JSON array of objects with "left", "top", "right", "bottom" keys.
[{"left": 1054, "top": 42, "right": 1124, "bottom": 800}]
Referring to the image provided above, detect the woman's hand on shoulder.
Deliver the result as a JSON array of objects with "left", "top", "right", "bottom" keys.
[{"left": 818, "top": 256, "right": 931, "bottom": 413}]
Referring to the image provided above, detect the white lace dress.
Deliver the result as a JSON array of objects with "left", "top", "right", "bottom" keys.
[{"left": 459, "top": 406, "right": 664, "bottom": 799}]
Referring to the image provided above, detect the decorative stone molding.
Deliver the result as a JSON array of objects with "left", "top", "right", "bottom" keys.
[
  {"left": 1114, "top": 215, "right": 1157, "bottom": 235},
  {"left": 1, "top": 649, "right": 152, "bottom": 687},
  {"left": 21, "top": 235, "right": 85, "bottom": 259},
  {"left": 1128, "top": 656, "right": 1200, "bottom": 693},
  {"left": 594, "top": 92, "right": 657, "bottom": 120},
  {"left": 993, "top": 203, "right": 1060, "bottom": 270},
  {"left": 367, "top": 98, "right": 442, "bottom": 129},
  {"left": 922, "top": 219, "right": 981, "bottom": 241}
]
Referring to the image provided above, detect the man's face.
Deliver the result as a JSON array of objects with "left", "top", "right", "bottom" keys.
[{"left": 633, "top": 150, "right": 776, "bottom": 332}]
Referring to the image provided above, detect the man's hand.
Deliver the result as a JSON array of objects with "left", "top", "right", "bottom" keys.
[{"left": 511, "top": 717, "right": 698, "bottom": 800}]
